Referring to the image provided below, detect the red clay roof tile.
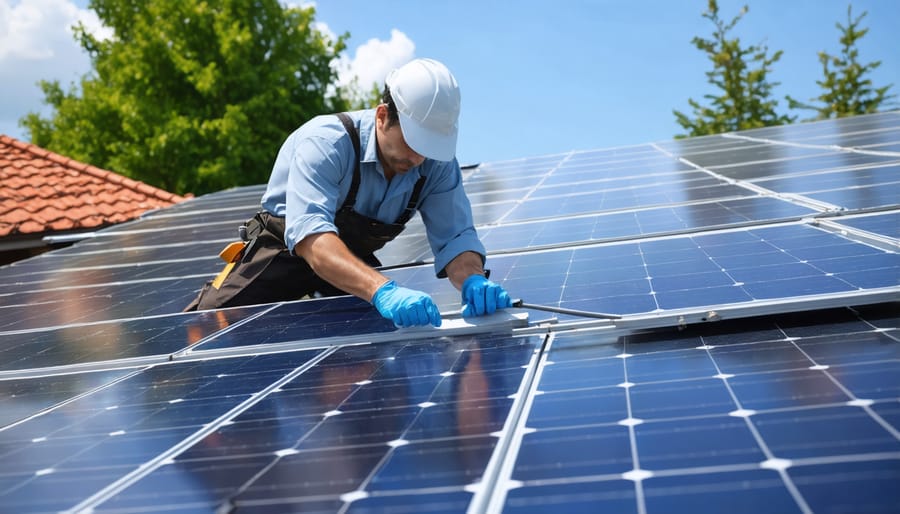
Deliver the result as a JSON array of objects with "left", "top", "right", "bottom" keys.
[{"left": 0, "top": 134, "right": 187, "bottom": 237}]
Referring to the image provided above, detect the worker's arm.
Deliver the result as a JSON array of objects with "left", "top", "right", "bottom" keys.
[
  {"left": 445, "top": 251, "right": 512, "bottom": 317},
  {"left": 295, "top": 232, "right": 387, "bottom": 300},
  {"left": 295, "top": 232, "right": 441, "bottom": 327}
]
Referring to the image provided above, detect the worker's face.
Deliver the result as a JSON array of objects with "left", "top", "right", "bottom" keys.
[{"left": 375, "top": 104, "right": 425, "bottom": 178}]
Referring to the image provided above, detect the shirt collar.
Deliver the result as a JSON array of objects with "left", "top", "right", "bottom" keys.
[
  {"left": 361, "top": 109, "right": 379, "bottom": 164},
  {"left": 359, "top": 108, "right": 425, "bottom": 183}
]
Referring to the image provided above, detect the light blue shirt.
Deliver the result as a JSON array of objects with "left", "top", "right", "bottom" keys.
[{"left": 261, "top": 109, "right": 485, "bottom": 277}]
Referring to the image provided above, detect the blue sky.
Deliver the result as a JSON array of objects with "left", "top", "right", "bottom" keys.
[{"left": 1, "top": 0, "right": 897, "bottom": 167}]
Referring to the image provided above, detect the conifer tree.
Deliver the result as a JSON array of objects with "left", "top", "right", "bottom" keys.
[
  {"left": 674, "top": 0, "right": 794, "bottom": 137},
  {"left": 787, "top": 5, "right": 895, "bottom": 119}
]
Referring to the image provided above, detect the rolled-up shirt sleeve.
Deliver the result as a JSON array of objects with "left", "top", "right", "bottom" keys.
[
  {"left": 282, "top": 135, "right": 349, "bottom": 253},
  {"left": 418, "top": 160, "right": 486, "bottom": 277}
]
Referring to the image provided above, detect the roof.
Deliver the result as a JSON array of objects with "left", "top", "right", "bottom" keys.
[{"left": 0, "top": 134, "right": 185, "bottom": 238}]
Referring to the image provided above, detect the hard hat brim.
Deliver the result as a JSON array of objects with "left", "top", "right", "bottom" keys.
[{"left": 396, "top": 110, "right": 458, "bottom": 162}]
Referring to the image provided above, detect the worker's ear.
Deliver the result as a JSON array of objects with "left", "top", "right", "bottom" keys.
[{"left": 375, "top": 104, "right": 388, "bottom": 129}]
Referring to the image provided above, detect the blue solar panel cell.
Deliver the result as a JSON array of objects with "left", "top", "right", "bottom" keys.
[
  {"left": 728, "top": 369, "right": 850, "bottom": 410},
  {"left": 538, "top": 357, "right": 624, "bottom": 391},
  {"left": 514, "top": 425, "right": 633, "bottom": 479},
  {"left": 829, "top": 361, "right": 900, "bottom": 400},
  {"left": 790, "top": 459, "right": 900, "bottom": 514},
  {"left": 630, "top": 378, "right": 735, "bottom": 419},
  {"left": 636, "top": 415, "right": 764, "bottom": 467},
  {"left": 627, "top": 349, "right": 720, "bottom": 381},
  {"left": 752, "top": 406, "right": 899, "bottom": 459},
  {"left": 527, "top": 387, "right": 627, "bottom": 429}
]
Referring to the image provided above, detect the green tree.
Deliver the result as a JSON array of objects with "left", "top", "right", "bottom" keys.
[
  {"left": 787, "top": 5, "right": 895, "bottom": 119},
  {"left": 20, "top": 0, "right": 351, "bottom": 195},
  {"left": 674, "top": 0, "right": 795, "bottom": 137}
]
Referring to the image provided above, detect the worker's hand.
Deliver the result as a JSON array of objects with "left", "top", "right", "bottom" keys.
[
  {"left": 461, "top": 274, "right": 512, "bottom": 317},
  {"left": 372, "top": 280, "right": 442, "bottom": 327}
]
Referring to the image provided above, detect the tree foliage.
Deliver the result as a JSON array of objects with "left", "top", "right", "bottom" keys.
[
  {"left": 20, "top": 0, "right": 352, "bottom": 195},
  {"left": 674, "top": 0, "right": 794, "bottom": 137},
  {"left": 787, "top": 6, "right": 895, "bottom": 120}
]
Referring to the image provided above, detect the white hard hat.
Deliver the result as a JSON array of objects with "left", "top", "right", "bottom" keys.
[{"left": 385, "top": 58, "right": 460, "bottom": 162}]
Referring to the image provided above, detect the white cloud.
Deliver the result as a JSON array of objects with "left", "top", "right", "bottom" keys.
[
  {"left": 0, "top": 0, "right": 109, "bottom": 138},
  {"left": 0, "top": 0, "right": 109, "bottom": 60},
  {"left": 334, "top": 29, "right": 415, "bottom": 102}
]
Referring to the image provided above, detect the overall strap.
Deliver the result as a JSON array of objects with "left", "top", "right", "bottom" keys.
[
  {"left": 394, "top": 175, "right": 427, "bottom": 225},
  {"left": 335, "top": 112, "right": 361, "bottom": 209}
]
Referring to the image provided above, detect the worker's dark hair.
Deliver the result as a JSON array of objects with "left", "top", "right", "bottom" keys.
[{"left": 382, "top": 84, "right": 400, "bottom": 127}]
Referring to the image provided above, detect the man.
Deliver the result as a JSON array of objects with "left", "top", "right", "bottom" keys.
[{"left": 186, "top": 58, "right": 511, "bottom": 327}]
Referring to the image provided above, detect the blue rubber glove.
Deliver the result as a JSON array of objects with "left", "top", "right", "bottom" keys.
[
  {"left": 461, "top": 274, "right": 512, "bottom": 317},
  {"left": 372, "top": 280, "right": 442, "bottom": 327}
]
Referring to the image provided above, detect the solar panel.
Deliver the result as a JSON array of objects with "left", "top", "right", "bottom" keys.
[
  {"left": 0, "top": 112, "right": 897, "bottom": 513},
  {"left": 493, "top": 303, "right": 899, "bottom": 513}
]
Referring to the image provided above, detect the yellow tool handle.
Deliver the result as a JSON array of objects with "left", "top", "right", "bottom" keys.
[{"left": 218, "top": 241, "right": 246, "bottom": 263}]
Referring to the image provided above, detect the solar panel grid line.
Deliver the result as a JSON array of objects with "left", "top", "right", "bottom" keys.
[
  {"left": 465, "top": 333, "right": 547, "bottom": 514},
  {"left": 788, "top": 127, "right": 900, "bottom": 148},
  {"left": 702, "top": 148, "right": 852, "bottom": 171},
  {"left": 787, "top": 178, "right": 900, "bottom": 201},
  {"left": 652, "top": 143, "right": 839, "bottom": 214},
  {"left": 514, "top": 175, "right": 738, "bottom": 203},
  {"left": 475, "top": 194, "right": 771, "bottom": 230},
  {"left": 721, "top": 132, "right": 900, "bottom": 158},
  {"left": 63, "top": 346, "right": 339, "bottom": 514},
  {"left": 475, "top": 144, "right": 657, "bottom": 171},
  {"left": 747, "top": 158, "right": 900, "bottom": 182},
  {"left": 779, "top": 336, "right": 900, "bottom": 441},
  {"left": 620, "top": 340, "right": 651, "bottom": 514},
  {"left": 694, "top": 340, "right": 815, "bottom": 513},
  {"left": 487, "top": 216, "right": 821, "bottom": 260}
]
